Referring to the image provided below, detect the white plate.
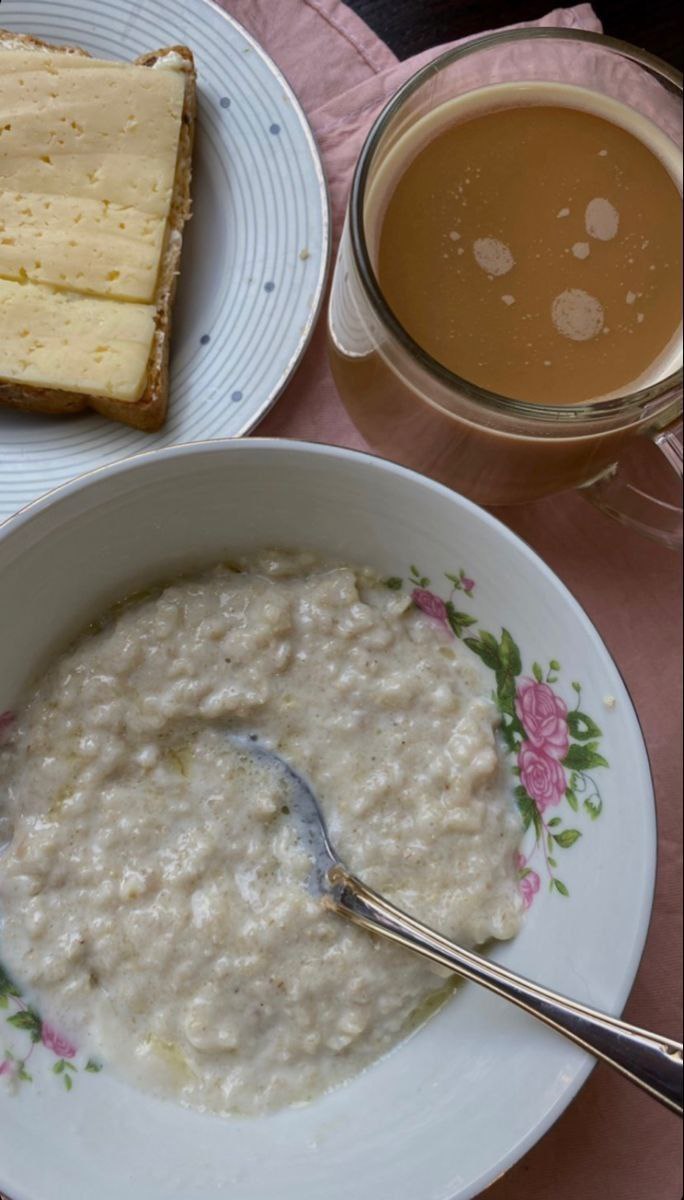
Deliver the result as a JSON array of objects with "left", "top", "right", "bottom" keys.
[
  {"left": 0, "top": 441, "right": 655, "bottom": 1200},
  {"left": 0, "top": 0, "right": 330, "bottom": 520}
]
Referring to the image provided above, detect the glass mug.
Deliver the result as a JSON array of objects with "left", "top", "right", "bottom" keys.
[{"left": 328, "top": 30, "right": 683, "bottom": 547}]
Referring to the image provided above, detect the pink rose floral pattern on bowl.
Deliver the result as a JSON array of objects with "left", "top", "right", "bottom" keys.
[
  {"left": 0, "top": 960, "right": 101, "bottom": 1093},
  {"left": 396, "top": 567, "right": 609, "bottom": 903}
]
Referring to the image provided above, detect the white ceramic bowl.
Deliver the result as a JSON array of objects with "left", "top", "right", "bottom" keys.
[{"left": 0, "top": 440, "right": 655, "bottom": 1200}]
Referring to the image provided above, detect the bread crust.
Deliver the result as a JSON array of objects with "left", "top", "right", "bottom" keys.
[{"left": 0, "top": 32, "right": 197, "bottom": 431}]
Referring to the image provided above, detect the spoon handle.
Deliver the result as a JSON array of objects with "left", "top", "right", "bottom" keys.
[{"left": 326, "top": 866, "right": 683, "bottom": 1116}]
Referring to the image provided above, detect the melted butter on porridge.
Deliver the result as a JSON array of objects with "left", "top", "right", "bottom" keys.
[{"left": 0, "top": 553, "right": 522, "bottom": 1115}]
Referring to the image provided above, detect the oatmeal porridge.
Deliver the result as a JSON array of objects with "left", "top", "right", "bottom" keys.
[{"left": 0, "top": 552, "right": 523, "bottom": 1115}]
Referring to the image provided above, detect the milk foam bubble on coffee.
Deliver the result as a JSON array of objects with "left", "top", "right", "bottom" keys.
[
  {"left": 585, "top": 197, "right": 620, "bottom": 241},
  {"left": 473, "top": 237, "right": 515, "bottom": 277},
  {"left": 552, "top": 288, "right": 605, "bottom": 342}
]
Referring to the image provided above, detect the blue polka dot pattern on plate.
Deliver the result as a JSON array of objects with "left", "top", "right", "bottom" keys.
[
  {"left": 269, "top": 123, "right": 281, "bottom": 135},
  {"left": 200, "top": 334, "right": 211, "bottom": 345},
  {"left": 231, "top": 390, "right": 243, "bottom": 403},
  {"left": 264, "top": 281, "right": 275, "bottom": 293},
  {"left": 220, "top": 96, "right": 231, "bottom": 109}
]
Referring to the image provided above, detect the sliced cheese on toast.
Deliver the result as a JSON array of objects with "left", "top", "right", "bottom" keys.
[
  {"left": 0, "top": 191, "right": 166, "bottom": 301},
  {"left": 0, "top": 58, "right": 185, "bottom": 214},
  {"left": 0, "top": 278, "right": 156, "bottom": 403},
  {"left": 0, "top": 47, "right": 187, "bottom": 405}
]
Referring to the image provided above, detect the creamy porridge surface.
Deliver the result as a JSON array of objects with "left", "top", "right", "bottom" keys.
[{"left": 0, "top": 552, "right": 522, "bottom": 1115}]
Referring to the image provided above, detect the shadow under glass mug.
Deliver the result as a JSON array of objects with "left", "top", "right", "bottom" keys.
[{"left": 327, "top": 29, "right": 683, "bottom": 547}]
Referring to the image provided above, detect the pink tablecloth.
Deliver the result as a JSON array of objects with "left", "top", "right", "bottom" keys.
[{"left": 230, "top": 3, "right": 682, "bottom": 1196}]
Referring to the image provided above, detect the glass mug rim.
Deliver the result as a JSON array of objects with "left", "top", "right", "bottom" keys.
[{"left": 349, "top": 27, "right": 684, "bottom": 427}]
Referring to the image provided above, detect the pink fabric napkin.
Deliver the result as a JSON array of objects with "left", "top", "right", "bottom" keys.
[{"left": 221, "top": 5, "right": 681, "bottom": 1198}]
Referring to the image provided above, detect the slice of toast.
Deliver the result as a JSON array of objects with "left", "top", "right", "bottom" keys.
[{"left": 0, "top": 30, "right": 196, "bottom": 431}]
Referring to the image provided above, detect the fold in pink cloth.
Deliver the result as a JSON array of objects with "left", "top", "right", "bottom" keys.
[{"left": 219, "top": 5, "right": 681, "bottom": 1198}]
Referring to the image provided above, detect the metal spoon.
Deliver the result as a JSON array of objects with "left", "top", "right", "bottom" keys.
[{"left": 231, "top": 733, "right": 683, "bottom": 1116}]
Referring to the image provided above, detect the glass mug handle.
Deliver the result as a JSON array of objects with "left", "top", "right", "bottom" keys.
[{"left": 580, "top": 419, "right": 683, "bottom": 549}]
